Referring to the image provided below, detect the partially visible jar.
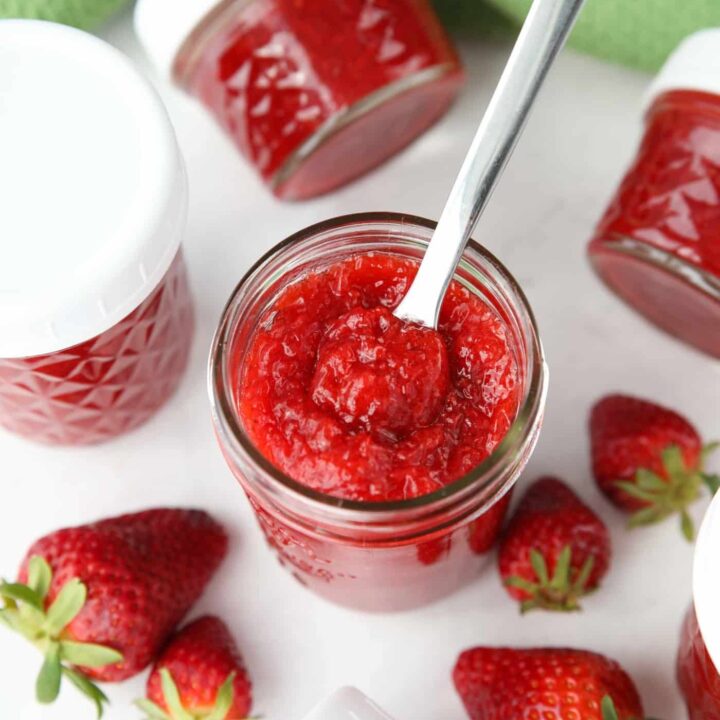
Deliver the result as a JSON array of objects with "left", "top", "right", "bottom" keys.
[
  {"left": 588, "top": 30, "right": 720, "bottom": 359},
  {"left": 677, "top": 489, "right": 720, "bottom": 717},
  {"left": 303, "top": 688, "right": 395, "bottom": 720},
  {"left": 209, "top": 213, "right": 547, "bottom": 612},
  {"left": 0, "top": 21, "right": 193, "bottom": 445},
  {"left": 135, "top": 0, "right": 464, "bottom": 200}
]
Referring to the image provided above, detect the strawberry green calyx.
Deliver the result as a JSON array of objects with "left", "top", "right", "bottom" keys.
[
  {"left": 0, "top": 556, "right": 123, "bottom": 717},
  {"left": 617, "top": 443, "right": 720, "bottom": 542},
  {"left": 601, "top": 694, "right": 659, "bottom": 720},
  {"left": 505, "top": 546, "right": 596, "bottom": 613},
  {"left": 137, "top": 669, "right": 244, "bottom": 720}
]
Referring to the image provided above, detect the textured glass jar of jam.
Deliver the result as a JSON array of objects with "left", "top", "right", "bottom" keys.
[
  {"left": 0, "top": 22, "right": 193, "bottom": 445},
  {"left": 209, "top": 213, "right": 547, "bottom": 612},
  {"left": 589, "top": 30, "right": 720, "bottom": 359},
  {"left": 136, "top": 0, "right": 464, "bottom": 200},
  {"left": 678, "top": 487, "right": 720, "bottom": 717}
]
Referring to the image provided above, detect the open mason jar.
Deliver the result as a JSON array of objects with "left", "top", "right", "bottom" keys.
[
  {"left": 210, "top": 213, "right": 547, "bottom": 611},
  {"left": 135, "top": 0, "right": 464, "bottom": 200},
  {"left": 0, "top": 21, "right": 193, "bottom": 445}
]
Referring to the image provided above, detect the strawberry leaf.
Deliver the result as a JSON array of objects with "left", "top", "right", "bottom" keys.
[
  {"left": 63, "top": 666, "right": 109, "bottom": 719},
  {"left": 602, "top": 696, "right": 620, "bottom": 720},
  {"left": 207, "top": 672, "right": 236, "bottom": 720},
  {"left": 702, "top": 473, "right": 720, "bottom": 495},
  {"left": 45, "top": 579, "right": 86, "bottom": 636},
  {"left": 28, "top": 557, "right": 52, "bottom": 601},
  {"left": 36, "top": 642, "right": 62, "bottom": 704},
  {"left": 529, "top": 549, "right": 549, "bottom": 585},
  {"left": 1, "top": 581, "right": 43, "bottom": 611},
  {"left": 550, "top": 546, "right": 571, "bottom": 589},
  {"left": 681, "top": 510, "right": 695, "bottom": 542},
  {"left": 60, "top": 641, "right": 123, "bottom": 668},
  {"left": 135, "top": 698, "right": 172, "bottom": 720},
  {"left": 160, "top": 668, "right": 194, "bottom": 720},
  {"left": 573, "top": 555, "right": 595, "bottom": 594},
  {"left": 662, "top": 445, "right": 687, "bottom": 478}
]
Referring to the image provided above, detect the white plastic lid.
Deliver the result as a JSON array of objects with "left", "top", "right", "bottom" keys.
[
  {"left": 694, "top": 491, "right": 720, "bottom": 670},
  {"left": 302, "top": 688, "right": 395, "bottom": 720},
  {"left": 0, "top": 20, "right": 187, "bottom": 358},
  {"left": 135, "top": 0, "right": 222, "bottom": 79},
  {"left": 646, "top": 29, "right": 720, "bottom": 108}
]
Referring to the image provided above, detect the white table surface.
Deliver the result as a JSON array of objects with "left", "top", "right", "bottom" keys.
[{"left": 2, "top": 8, "right": 719, "bottom": 719}]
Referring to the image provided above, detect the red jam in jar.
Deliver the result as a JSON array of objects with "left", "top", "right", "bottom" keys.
[
  {"left": 678, "top": 607, "right": 720, "bottom": 719},
  {"left": 135, "top": 0, "right": 464, "bottom": 199},
  {"left": 589, "top": 31, "right": 720, "bottom": 359},
  {"left": 0, "top": 22, "right": 193, "bottom": 445},
  {"left": 210, "top": 214, "right": 547, "bottom": 611},
  {"left": 238, "top": 253, "right": 520, "bottom": 501},
  {"left": 678, "top": 487, "right": 720, "bottom": 717}
]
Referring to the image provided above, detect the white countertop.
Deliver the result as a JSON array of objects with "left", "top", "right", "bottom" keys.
[{"left": 2, "top": 8, "right": 718, "bottom": 719}]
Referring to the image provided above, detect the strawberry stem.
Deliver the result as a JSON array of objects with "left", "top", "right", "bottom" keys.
[
  {"left": 0, "top": 556, "right": 123, "bottom": 717},
  {"left": 505, "top": 545, "right": 597, "bottom": 613},
  {"left": 619, "top": 443, "right": 720, "bottom": 542}
]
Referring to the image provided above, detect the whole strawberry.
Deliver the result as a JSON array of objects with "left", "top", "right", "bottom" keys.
[
  {"left": 498, "top": 477, "right": 611, "bottom": 612},
  {"left": 138, "top": 616, "right": 252, "bottom": 720},
  {"left": 453, "top": 646, "right": 644, "bottom": 720},
  {"left": 0, "top": 508, "right": 227, "bottom": 715},
  {"left": 590, "top": 394, "right": 719, "bottom": 540}
]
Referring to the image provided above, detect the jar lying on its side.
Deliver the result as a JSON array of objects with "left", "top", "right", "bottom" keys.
[
  {"left": 135, "top": 0, "right": 464, "bottom": 200},
  {"left": 0, "top": 21, "right": 193, "bottom": 445},
  {"left": 678, "top": 491, "right": 720, "bottom": 718},
  {"left": 589, "top": 30, "right": 720, "bottom": 359},
  {"left": 210, "top": 213, "right": 547, "bottom": 612}
]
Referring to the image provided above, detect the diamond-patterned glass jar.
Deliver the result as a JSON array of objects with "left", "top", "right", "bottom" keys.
[
  {"left": 135, "top": 0, "right": 464, "bottom": 200},
  {"left": 0, "top": 22, "right": 192, "bottom": 445},
  {"left": 0, "top": 253, "right": 193, "bottom": 445}
]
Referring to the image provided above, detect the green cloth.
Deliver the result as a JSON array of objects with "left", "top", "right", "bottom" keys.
[
  {"left": 476, "top": 0, "right": 720, "bottom": 72},
  {"left": 2, "top": 0, "right": 717, "bottom": 71},
  {"left": 0, "top": 0, "right": 128, "bottom": 30}
]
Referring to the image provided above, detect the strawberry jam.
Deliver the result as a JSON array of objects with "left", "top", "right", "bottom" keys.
[
  {"left": 589, "top": 88, "right": 720, "bottom": 358},
  {"left": 170, "top": 0, "right": 464, "bottom": 199},
  {"left": 211, "top": 214, "right": 547, "bottom": 610},
  {"left": 678, "top": 606, "right": 720, "bottom": 719},
  {"left": 237, "top": 253, "right": 520, "bottom": 502}
]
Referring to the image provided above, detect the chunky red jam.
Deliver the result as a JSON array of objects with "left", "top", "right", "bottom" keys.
[
  {"left": 180, "top": 0, "right": 463, "bottom": 199},
  {"left": 0, "top": 253, "right": 194, "bottom": 445},
  {"left": 236, "top": 252, "right": 520, "bottom": 502},
  {"left": 589, "top": 90, "right": 720, "bottom": 358},
  {"left": 678, "top": 606, "right": 720, "bottom": 719}
]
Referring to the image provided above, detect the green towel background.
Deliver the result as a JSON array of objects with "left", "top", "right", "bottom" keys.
[
  {"left": 0, "top": 0, "right": 127, "bottom": 30},
  {"left": 1, "top": 0, "right": 719, "bottom": 73},
  {"left": 477, "top": 0, "right": 720, "bottom": 72}
]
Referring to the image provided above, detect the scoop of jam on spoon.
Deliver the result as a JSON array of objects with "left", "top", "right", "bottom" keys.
[{"left": 395, "top": 0, "right": 586, "bottom": 329}]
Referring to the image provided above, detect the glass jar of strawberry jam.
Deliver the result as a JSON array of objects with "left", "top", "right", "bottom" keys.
[
  {"left": 0, "top": 21, "right": 194, "bottom": 446},
  {"left": 134, "top": 0, "right": 464, "bottom": 200},
  {"left": 678, "top": 491, "right": 720, "bottom": 717},
  {"left": 589, "top": 30, "right": 720, "bottom": 359},
  {"left": 210, "top": 213, "right": 547, "bottom": 611}
]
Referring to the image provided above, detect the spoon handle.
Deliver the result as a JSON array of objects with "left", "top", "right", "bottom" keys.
[{"left": 394, "top": 0, "right": 585, "bottom": 328}]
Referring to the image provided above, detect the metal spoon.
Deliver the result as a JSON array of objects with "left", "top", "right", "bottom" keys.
[{"left": 394, "top": 0, "right": 585, "bottom": 329}]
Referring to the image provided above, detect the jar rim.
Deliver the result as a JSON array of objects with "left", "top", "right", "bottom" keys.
[{"left": 209, "top": 212, "right": 548, "bottom": 521}]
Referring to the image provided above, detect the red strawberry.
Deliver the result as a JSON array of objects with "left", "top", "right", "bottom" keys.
[
  {"left": 139, "top": 616, "right": 252, "bottom": 720},
  {"left": 0, "top": 509, "right": 227, "bottom": 715},
  {"left": 590, "top": 394, "right": 719, "bottom": 540},
  {"left": 498, "top": 477, "right": 611, "bottom": 612},
  {"left": 453, "top": 646, "right": 645, "bottom": 720}
]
